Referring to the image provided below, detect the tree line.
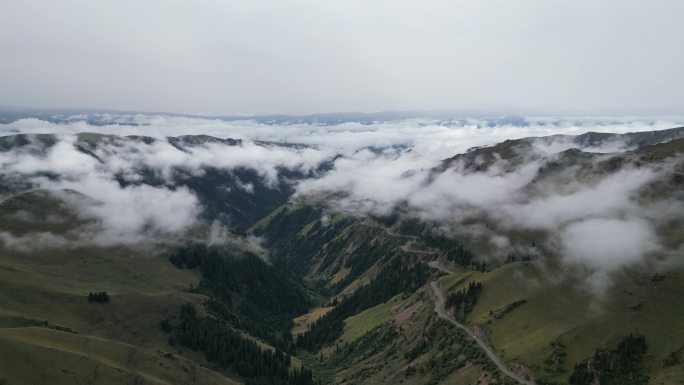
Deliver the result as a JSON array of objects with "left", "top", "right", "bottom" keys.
[
  {"left": 296, "top": 256, "right": 432, "bottom": 351},
  {"left": 88, "top": 291, "right": 109, "bottom": 303},
  {"left": 172, "top": 304, "right": 318, "bottom": 385},
  {"left": 569, "top": 333, "right": 648, "bottom": 385},
  {"left": 446, "top": 281, "right": 482, "bottom": 321},
  {"left": 169, "top": 242, "right": 310, "bottom": 350}
]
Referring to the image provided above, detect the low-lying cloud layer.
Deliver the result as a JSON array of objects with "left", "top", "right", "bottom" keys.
[
  {"left": 0, "top": 130, "right": 332, "bottom": 246},
  {"left": 294, "top": 141, "right": 682, "bottom": 292},
  {"left": 3, "top": 115, "right": 683, "bottom": 160},
  {"left": 0, "top": 115, "right": 682, "bottom": 283},
  {"left": 560, "top": 218, "right": 659, "bottom": 271}
]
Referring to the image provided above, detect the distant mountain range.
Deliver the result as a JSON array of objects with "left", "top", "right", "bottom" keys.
[{"left": 3, "top": 105, "right": 680, "bottom": 127}]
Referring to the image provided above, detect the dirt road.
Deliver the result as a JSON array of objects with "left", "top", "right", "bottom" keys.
[
  {"left": 429, "top": 265, "right": 535, "bottom": 385},
  {"left": 363, "top": 221, "right": 535, "bottom": 384}
]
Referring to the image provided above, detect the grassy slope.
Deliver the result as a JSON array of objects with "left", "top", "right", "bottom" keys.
[
  {"left": 299, "top": 286, "right": 500, "bottom": 385},
  {"left": 0, "top": 327, "right": 238, "bottom": 385},
  {"left": 0, "top": 191, "right": 240, "bottom": 385},
  {"left": 444, "top": 261, "right": 684, "bottom": 384},
  {"left": 275, "top": 200, "right": 684, "bottom": 384},
  {"left": 340, "top": 291, "right": 419, "bottom": 343},
  {"left": 292, "top": 306, "right": 333, "bottom": 337},
  {"left": 0, "top": 249, "right": 241, "bottom": 385}
]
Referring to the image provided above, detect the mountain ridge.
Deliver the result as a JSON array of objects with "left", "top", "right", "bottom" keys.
[{"left": 0, "top": 127, "right": 683, "bottom": 384}]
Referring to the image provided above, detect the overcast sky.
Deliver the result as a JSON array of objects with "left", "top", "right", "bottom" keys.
[{"left": 1, "top": 0, "right": 683, "bottom": 115}]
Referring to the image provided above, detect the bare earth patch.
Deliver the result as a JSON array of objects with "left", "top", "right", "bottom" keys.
[{"left": 393, "top": 301, "right": 423, "bottom": 325}]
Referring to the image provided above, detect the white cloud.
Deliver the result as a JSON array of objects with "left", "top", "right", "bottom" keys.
[
  {"left": 0, "top": 116, "right": 681, "bottom": 277},
  {"left": 559, "top": 218, "right": 659, "bottom": 271},
  {"left": 2, "top": 116, "right": 684, "bottom": 161},
  {"left": 0, "top": 135, "right": 98, "bottom": 178},
  {"left": 296, "top": 149, "right": 434, "bottom": 214},
  {"left": 0, "top": 231, "right": 70, "bottom": 251},
  {"left": 499, "top": 168, "right": 657, "bottom": 231},
  {"left": 281, "top": 119, "right": 680, "bottom": 276},
  {"left": 0, "top": 132, "right": 335, "bottom": 247},
  {"left": 57, "top": 176, "right": 201, "bottom": 246},
  {"left": 406, "top": 161, "right": 541, "bottom": 220}
]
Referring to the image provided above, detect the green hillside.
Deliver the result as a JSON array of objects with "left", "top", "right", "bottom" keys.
[{"left": 1, "top": 132, "right": 684, "bottom": 384}]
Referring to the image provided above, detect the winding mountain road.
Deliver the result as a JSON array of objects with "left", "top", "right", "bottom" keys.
[
  {"left": 362, "top": 221, "right": 437, "bottom": 255},
  {"left": 428, "top": 263, "right": 535, "bottom": 385},
  {"left": 363, "top": 220, "right": 534, "bottom": 384},
  {"left": 0, "top": 189, "right": 40, "bottom": 206}
]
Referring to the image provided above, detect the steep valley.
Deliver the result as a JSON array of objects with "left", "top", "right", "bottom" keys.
[{"left": 1, "top": 127, "right": 684, "bottom": 385}]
